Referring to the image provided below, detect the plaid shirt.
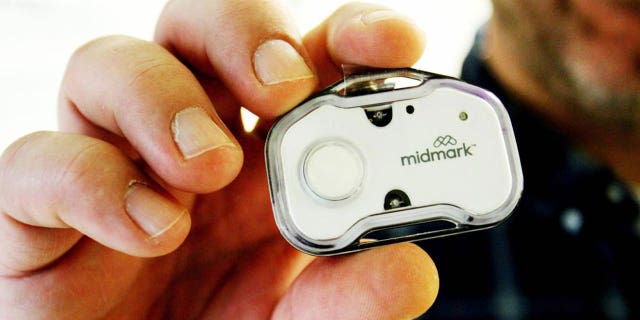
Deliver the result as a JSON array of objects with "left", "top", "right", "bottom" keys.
[{"left": 417, "top": 31, "right": 640, "bottom": 320}]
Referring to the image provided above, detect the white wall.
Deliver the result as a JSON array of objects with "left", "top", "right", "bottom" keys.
[{"left": 0, "top": 0, "right": 491, "bottom": 151}]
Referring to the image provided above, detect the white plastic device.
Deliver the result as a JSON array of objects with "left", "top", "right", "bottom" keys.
[{"left": 265, "top": 68, "right": 523, "bottom": 255}]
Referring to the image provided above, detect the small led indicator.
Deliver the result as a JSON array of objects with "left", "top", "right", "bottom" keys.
[{"left": 406, "top": 105, "right": 415, "bottom": 114}]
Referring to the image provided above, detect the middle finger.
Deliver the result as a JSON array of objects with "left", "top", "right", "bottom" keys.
[{"left": 59, "top": 35, "right": 243, "bottom": 194}]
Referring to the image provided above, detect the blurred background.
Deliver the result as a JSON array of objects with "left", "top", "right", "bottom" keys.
[{"left": 0, "top": 0, "right": 491, "bottom": 151}]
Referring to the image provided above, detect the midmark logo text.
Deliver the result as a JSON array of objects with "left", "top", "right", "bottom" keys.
[{"left": 401, "top": 135, "right": 475, "bottom": 166}]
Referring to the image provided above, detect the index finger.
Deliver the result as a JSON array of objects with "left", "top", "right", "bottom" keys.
[{"left": 155, "top": 0, "right": 319, "bottom": 119}]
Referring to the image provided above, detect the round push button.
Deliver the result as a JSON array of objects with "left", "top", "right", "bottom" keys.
[{"left": 303, "top": 142, "right": 364, "bottom": 201}]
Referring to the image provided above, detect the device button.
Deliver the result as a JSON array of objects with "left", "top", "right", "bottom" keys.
[{"left": 303, "top": 142, "right": 364, "bottom": 201}]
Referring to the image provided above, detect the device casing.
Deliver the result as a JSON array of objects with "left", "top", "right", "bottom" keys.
[{"left": 265, "top": 68, "right": 523, "bottom": 255}]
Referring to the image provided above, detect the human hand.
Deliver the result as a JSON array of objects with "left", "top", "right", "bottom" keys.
[{"left": 0, "top": 1, "right": 438, "bottom": 319}]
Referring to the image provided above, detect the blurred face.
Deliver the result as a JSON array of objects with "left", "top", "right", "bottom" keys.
[{"left": 491, "top": 0, "right": 640, "bottom": 130}]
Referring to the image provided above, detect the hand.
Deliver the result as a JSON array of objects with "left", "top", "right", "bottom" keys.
[{"left": 0, "top": 1, "right": 437, "bottom": 319}]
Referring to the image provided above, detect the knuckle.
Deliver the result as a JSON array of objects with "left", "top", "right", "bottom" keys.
[
  {"left": 1, "top": 132, "right": 47, "bottom": 169},
  {"left": 71, "top": 34, "right": 139, "bottom": 62},
  {"left": 57, "top": 139, "right": 127, "bottom": 197},
  {"left": 0, "top": 132, "right": 49, "bottom": 205},
  {"left": 58, "top": 141, "right": 105, "bottom": 192},
  {"left": 126, "top": 55, "right": 188, "bottom": 90},
  {"left": 72, "top": 35, "right": 190, "bottom": 90}
]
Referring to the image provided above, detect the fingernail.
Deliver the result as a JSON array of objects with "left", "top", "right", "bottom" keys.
[
  {"left": 361, "top": 10, "right": 414, "bottom": 25},
  {"left": 125, "top": 181, "right": 187, "bottom": 239},
  {"left": 254, "top": 39, "right": 314, "bottom": 85},
  {"left": 172, "top": 107, "right": 235, "bottom": 160}
]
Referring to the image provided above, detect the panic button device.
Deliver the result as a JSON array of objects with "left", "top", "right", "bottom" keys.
[{"left": 265, "top": 68, "right": 523, "bottom": 255}]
